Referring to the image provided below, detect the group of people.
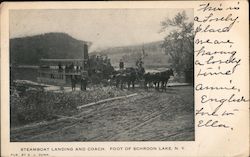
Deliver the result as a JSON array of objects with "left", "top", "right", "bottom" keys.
[
  {"left": 54, "top": 63, "right": 88, "bottom": 91},
  {"left": 88, "top": 55, "right": 114, "bottom": 79},
  {"left": 71, "top": 75, "right": 88, "bottom": 91},
  {"left": 66, "top": 63, "right": 82, "bottom": 73},
  {"left": 88, "top": 55, "right": 112, "bottom": 71},
  {"left": 69, "top": 55, "right": 114, "bottom": 91},
  {"left": 119, "top": 57, "right": 144, "bottom": 70},
  {"left": 57, "top": 62, "right": 83, "bottom": 73},
  {"left": 69, "top": 55, "right": 146, "bottom": 91}
]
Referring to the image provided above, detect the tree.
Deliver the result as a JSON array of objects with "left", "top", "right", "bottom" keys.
[{"left": 160, "top": 11, "right": 194, "bottom": 74}]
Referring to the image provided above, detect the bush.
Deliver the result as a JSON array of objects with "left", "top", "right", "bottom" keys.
[
  {"left": 10, "top": 85, "right": 132, "bottom": 126},
  {"left": 11, "top": 89, "right": 78, "bottom": 126}
]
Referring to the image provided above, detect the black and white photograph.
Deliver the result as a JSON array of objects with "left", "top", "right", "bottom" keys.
[{"left": 10, "top": 8, "right": 194, "bottom": 142}]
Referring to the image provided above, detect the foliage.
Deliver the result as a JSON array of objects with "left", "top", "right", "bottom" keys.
[
  {"left": 160, "top": 11, "right": 194, "bottom": 73},
  {"left": 10, "top": 85, "right": 131, "bottom": 126}
]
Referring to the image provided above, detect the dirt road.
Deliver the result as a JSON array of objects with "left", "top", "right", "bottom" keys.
[{"left": 11, "top": 86, "right": 194, "bottom": 142}]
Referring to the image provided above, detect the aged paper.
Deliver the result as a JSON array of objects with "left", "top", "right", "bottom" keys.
[{"left": 1, "top": 1, "right": 249, "bottom": 157}]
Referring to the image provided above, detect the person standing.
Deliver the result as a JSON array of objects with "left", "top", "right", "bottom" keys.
[
  {"left": 58, "top": 62, "right": 63, "bottom": 72},
  {"left": 71, "top": 75, "right": 76, "bottom": 91},
  {"left": 80, "top": 76, "right": 87, "bottom": 91},
  {"left": 119, "top": 59, "right": 124, "bottom": 70},
  {"left": 136, "top": 57, "right": 143, "bottom": 69}
]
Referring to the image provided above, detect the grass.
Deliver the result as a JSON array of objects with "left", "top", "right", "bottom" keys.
[{"left": 10, "top": 84, "right": 132, "bottom": 127}]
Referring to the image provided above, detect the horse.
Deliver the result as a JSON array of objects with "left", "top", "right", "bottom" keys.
[
  {"left": 113, "top": 67, "right": 138, "bottom": 90},
  {"left": 144, "top": 71, "right": 162, "bottom": 90},
  {"left": 144, "top": 72, "right": 156, "bottom": 89},
  {"left": 158, "top": 69, "right": 174, "bottom": 91},
  {"left": 144, "top": 69, "right": 174, "bottom": 91}
]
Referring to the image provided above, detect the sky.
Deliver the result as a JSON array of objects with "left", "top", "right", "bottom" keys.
[{"left": 10, "top": 9, "right": 193, "bottom": 52}]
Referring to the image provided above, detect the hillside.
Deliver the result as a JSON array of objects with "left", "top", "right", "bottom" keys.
[
  {"left": 92, "top": 41, "right": 170, "bottom": 69},
  {"left": 10, "top": 33, "right": 170, "bottom": 69},
  {"left": 10, "top": 33, "right": 89, "bottom": 65}
]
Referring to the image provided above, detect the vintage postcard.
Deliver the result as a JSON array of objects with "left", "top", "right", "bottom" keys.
[{"left": 1, "top": 1, "right": 249, "bottom": 157}]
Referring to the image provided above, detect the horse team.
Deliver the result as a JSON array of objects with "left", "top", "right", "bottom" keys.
[
  {"left": 71, "top": 67, "right": 174, "bottom": 91},
  {"left": 112, "top": 68, "right": 174, "bottom": 91}
]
